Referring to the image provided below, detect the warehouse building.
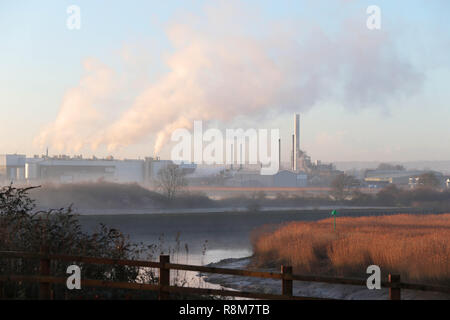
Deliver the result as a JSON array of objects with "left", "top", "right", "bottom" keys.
[
  {"left": 364, "top": 169, "right": 444, "bottom": 188},
  {"left": 225, "top": 169, "right": 307, "bottom": 188},
  {"left": 0, "top": 154, "right": 26, "bottom": 181},
  {"left": 0, "top": 154, "right": 196, "bottom": 186}
]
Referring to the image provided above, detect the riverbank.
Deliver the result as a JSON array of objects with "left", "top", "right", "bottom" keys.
[
  {"left": 202, "top": 257, "right": 450, "bottom": 300},
  {"left": 70, "top": 206, "right": 419, "bottom": 215},
  {"left": 77, "top": 209, "right": 444, "bottom": 268}
]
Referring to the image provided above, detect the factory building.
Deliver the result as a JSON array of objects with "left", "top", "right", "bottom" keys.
[
  {"left": 0, "top": 154, "right": 26, "bottom": 181},
  {"left": 214, "top": 112, "right": 343, "bottom": 188},
  {"left": 225, "top": 169, "right": 307, "bottom": 188},
  {"left": 288, "top": 113, "right": 342, "bottom": 186},
  {"left": 1, "top": 113, "right": 337, "bottom": 189},
  {"left": 364, "top": 169, "right": 444, "bottom": 188},
  {"left": 273, "top": 170, "right": 308, "bottom": 187},
  {"left": 25, "top": 157, "right": 144, "bottom": 184},
  {"left": 0, "top": 154, "right": 196, "bottom": 186}
]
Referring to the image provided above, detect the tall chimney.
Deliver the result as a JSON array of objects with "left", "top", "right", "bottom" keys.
[
  {"left": 291, "top": 134, "right": 295, "bottom": 171},
  {"left": 239, "top": 143, "right": 243, "bottom": 170},
  {"left": 278, "top": 138, "right": 281, "bottom": 171},
  {"left": 294, "top": 113, "right": 300, "bottom": 171},
  {"left": 230, "top": 143, "right": 234, "bottom": 170}
]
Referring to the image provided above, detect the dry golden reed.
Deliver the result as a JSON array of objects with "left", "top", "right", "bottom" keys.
[{"left": 251, "top": 214, "right": 450, "bottom": 284}]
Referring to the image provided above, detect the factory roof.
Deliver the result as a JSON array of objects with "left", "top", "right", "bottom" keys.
[{"left": 365, "top": 169, "right": 442, "bottom": 179}]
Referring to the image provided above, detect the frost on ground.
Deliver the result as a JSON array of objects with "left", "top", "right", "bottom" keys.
[{"left": 201, "top": 257, "right": 450, "bottom": 300}]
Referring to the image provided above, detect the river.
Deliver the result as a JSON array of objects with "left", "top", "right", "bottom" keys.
[
  {"left": 77, "top": 207, "right": 412, "bottom": 265},
  {"left": 75, "top": 207, "right": 443, "bottom": 298}
]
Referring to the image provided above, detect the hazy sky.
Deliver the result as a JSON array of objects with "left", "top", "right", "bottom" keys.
[{"left": 1, "top": 0, "right": 449, "bottom": 162}]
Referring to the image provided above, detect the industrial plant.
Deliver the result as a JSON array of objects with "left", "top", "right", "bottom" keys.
[
  {"left": 203, "top": 113, "right": 342, "bottom": 188},
  {"left": 1, "top": 113, "right": 448, "bottom": 190}
]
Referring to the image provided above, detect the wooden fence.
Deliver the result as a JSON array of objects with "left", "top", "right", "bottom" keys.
[{"left": 0, "top": 250, "right": 449, "bottom": 300}]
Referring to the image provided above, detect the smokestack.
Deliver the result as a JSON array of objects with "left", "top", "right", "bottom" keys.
[
  {"left": 294, "top": 113, "right": 300, "bottom": 152},
  {"left": 291, "top": 134, "right": 295, "bottom": 171},
  {"left": 294, "top": 113, "right": 300, "bottom": 171},
  {"left": 239, "top": 143, "right": 242, "bottom": 170},
  {"left": 230, "top": 143, "right": 234, "bottom": 170},
  {"left": 278, "top": 138, "right": 281, "bottom": 171}
]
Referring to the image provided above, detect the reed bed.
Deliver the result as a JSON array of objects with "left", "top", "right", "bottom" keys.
[{"left": 251, "top": 214, "right": 450, "bottom": 285}]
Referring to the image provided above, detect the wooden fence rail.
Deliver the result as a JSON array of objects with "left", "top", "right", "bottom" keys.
[{"left": 0, "top": 251, "right": 449, "bottom": 300}]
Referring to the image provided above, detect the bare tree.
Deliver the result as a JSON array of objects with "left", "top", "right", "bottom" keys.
[
  {"left": 156, "top": 164, "right": 187, "bottom": 200},
  {"left": 417, "top": 172, "right": 441, "bottom": 190},
  {"left": 330, "top": 173, "right": 360, "bottom": 201}
]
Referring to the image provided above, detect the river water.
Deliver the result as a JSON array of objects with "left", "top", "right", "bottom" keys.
[
  {"left": 77, "top": 209, "right": 344, "bottom": 266},
  {"left": 78, "top": 209, "right": 341, "bottom": 290},
  {"left": 77, "top": 207, "right": 408, "bottom": 266},
  {"left": 76, "top": 208, "right": 444, "bottom": 298}
]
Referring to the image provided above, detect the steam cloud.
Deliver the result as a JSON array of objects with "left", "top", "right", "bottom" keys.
[{"left": 36, "top": 3, "right": 423, "bottom": 155}]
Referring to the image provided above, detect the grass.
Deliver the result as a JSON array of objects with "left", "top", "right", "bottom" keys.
[{"left": 251, "top": 213, "right": 450, "bottom": 285}]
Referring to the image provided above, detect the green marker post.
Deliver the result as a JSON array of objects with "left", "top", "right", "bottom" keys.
[{"left": 331, "top": 210, "right": 338, "bottom": 231}]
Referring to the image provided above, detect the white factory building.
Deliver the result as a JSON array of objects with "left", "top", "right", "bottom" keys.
[
  {"left": 0, "top": 154, "right": 26, "bottom": 181},
  {"left": 0, "top": 154, "right": 196, "bottom": 185}
]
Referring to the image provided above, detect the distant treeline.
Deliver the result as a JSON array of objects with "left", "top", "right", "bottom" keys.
[
  {"left": 29, "top": 181, "right": 215, "bottom": 210},
  {"left": 350, "top": 185, "right": 450, "bottom": 211},
  {"left": 26, "top": 181, "right": 450, "bottom": 212}
]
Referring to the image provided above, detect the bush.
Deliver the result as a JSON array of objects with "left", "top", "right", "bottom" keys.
[
  {"left": 29, "top": 181, "right": 166, "bottom": 209},
  {"left": 0, "top": 184, "right": 157, "bottom": 299}
]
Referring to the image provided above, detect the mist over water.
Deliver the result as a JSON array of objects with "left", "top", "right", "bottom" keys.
[{"left": 76, "top": 212, "right": 320, "bottom": 265}]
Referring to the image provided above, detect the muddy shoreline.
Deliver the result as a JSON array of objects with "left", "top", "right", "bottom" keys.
[{"left": 202, "top": 257, "right": 450, "bottom": 300}]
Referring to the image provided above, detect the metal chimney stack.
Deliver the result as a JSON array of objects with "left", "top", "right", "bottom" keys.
[
  {"left": 293, "top": 113, "right": 300, "bottom": 171},
  {"left": 291, "top": 134, "right": 295, "bottom": 171},
  {"left": 278, "top": 138, "right": 281, "bottom": 171}
]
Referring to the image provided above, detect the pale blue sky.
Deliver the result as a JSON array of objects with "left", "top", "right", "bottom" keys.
[{"left": 1, "top": 0, "right": 449, "bottom": 162}]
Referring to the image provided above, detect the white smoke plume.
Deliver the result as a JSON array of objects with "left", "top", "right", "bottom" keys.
[
  {"left": 35, "top": 58, "right": 118, "bottom": 153},
  {"left": 36, "top": 2, "right": 423, "bottom": 155}
]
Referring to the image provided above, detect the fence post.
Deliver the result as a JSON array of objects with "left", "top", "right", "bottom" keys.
[
  {"left": 159, "top": 255, "right": 170, "bottom": 300},
  {"left": 281, "top": 265, "right": 293, "bottom": 297},
  {"left": 39, "top": 246, "right": 51, "bottom": 300},
  {"left": 389, "top": 274, "right": 401, "bottom": 300}
]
